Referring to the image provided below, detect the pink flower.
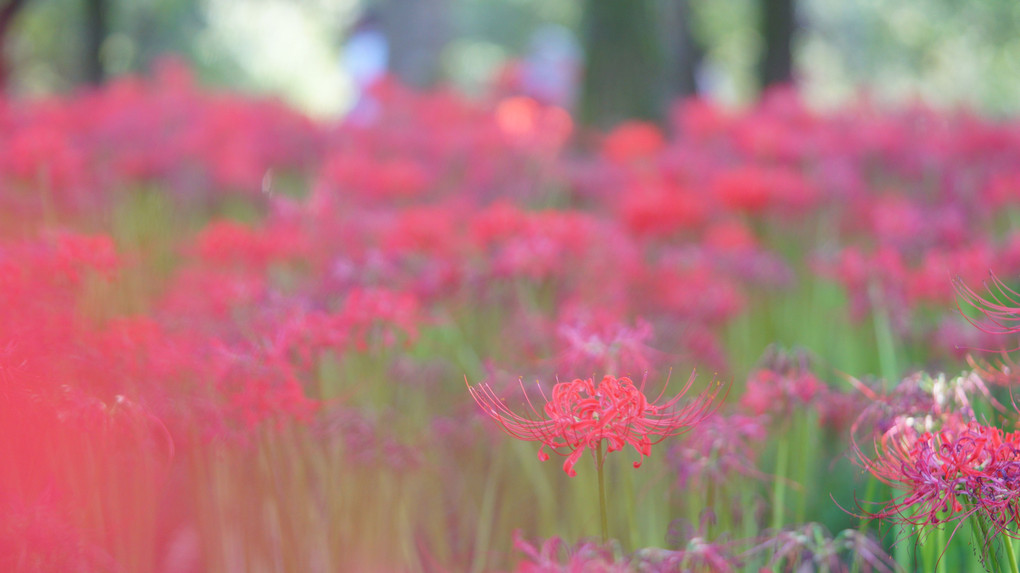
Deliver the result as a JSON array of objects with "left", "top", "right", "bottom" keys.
[
  {"left": 555, "top": 312, "right": 657, "bottom": 377},
  {"left": 467, "top": 372, "right": 722, "bottom": 476},
  {"left": 512, "top": 530, "right": 631, "bottom": 572}
]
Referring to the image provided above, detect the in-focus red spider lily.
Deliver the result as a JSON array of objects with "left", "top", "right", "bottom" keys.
[
  {"left": 854, "top": 413, "right": 1020, "bottom": 550},
  {"left": 467, "top": 372, "right": 723, "bottom": 477}
]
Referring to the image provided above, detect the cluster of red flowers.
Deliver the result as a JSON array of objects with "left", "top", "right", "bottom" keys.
[{"left": 6, "top": 60, "right": 1020, "bottom": 570}]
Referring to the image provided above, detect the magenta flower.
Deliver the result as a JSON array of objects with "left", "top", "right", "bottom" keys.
[
  {"left": 468, "top": 372, "right": 722, "bottom": 476},
  {"left": 854, "top": 414, "right": 1020, "bottom": 539}
]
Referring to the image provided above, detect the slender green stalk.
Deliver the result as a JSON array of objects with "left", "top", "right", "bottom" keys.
[
  {"left": 792, "top": 413, "right": 816, "bottom": 525},
  {"left": 596, "top": 444, "right": 609, "bottom": 545},
  {"left": 1003, "top": 534, "right": 1019, "bottom": 573},
  {"left": 894, "top": 525, "right": 911, "bottom": 572},
  {"left": 770, "top": 435, "right": 789, "bottom": 533},
  {"left": 470, "top": 452, "right": 502, "bottom": 573},
  {"left": 621, "top": 460, "right": 640, "bottom": 548},
  {"left": 935, "top": 523, "right": 947, "bottom": 573},
  {"left": 972, "top": 513, "right": 1003, "bottom": 573},
  {"left": 870, "top": 281, "right": 900, "bottom": 385},
  {"left": 918, "top": 523, "right": 939, "bottom": 573},
  {"left": 855, "top": 476, "right": 879, "bottom": 540},
  {"left": 741, "top": 487, "right": 756, "bottom": 552}
]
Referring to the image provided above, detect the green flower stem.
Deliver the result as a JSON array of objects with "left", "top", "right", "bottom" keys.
[
  {"left": 972, "top": 514, "right": 1003, "bottom": 573},
  {"left": 470, "top": 452, "right": 502, "bottom": 573},
  {"left": 935, "top": 522, "right": 947, "bottom": 573},
  {"left": 870, "top": 280, "right": 899, "bottom": 386},
  {"left": 1003, "top": 534, "right": 1019, "bottom": 573},
  {"left": 855, "top": 476, "right": 879, "bottom": 538},
  {"left": 770, "top": 435, "right": 789, "bottom": 534},
  {"left": 596, "top": 444, "right": 609, "bottom": 545},
  {"left": 894, "top": 524, "right": 910, "bottom": 572},
  {"left": 792, "top": 413, "right": 816, "bottom": 525}
]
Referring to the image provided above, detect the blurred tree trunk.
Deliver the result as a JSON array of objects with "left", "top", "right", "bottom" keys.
[
  {"left": 759, "top": 0, "right": 795, "bottom": 89},
  {"left": 660, "top": 0, "right": 702, "bottom": 101},
  {"left": 378, "top": 0, "right": 450, "bottom": 88},
  {"left": 579, "top": 0, "right": 700, "bottom": 128},
  {"left": 83, "top": 0, "right": 107, "bottom": 85},
  {"left": 578, "top": 0, "right": 665, "bottom": 129},
  {"left": 0, "top": 0, "right": 29, "bottom": 90}
]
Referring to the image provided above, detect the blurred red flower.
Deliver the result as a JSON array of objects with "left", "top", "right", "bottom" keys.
[{"left": 601, "top": 121, "right": 664, "bottom": 165}]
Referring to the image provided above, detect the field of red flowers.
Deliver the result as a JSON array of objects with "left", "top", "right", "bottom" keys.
[{"left": 6, "top": 59, "right": 1020, "bottom": 572}]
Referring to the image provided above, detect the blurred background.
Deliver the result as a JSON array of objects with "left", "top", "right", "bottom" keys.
[
  {"left": 5, "top": 2, "right": 1020, "bottom": 571},
  {"left": 3, "top": 0, "right": 1020, "bottom": 120}
]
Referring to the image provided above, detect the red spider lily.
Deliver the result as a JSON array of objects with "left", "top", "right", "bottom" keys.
[
  {"left": 468, "top": 372, "right": 722, "bottom": 477},
  {"left": 854, "top": 415, "right": 1020, "bottom": 538},
  {"left": 856, "top": 419, "right": 974, "bottom": 528}
]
